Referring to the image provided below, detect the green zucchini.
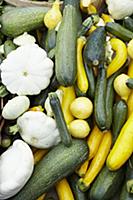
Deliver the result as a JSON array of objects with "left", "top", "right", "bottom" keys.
[
  {"left": 105, "top": 66, "right": 126, "bottom": 130},
  {"left": 49, "top": 92, "right": 72, "bottom": 147},
  {"left": 123, "top": 17, "right": 133, "bottom": 32},
  {"left": 4, "top": 40, "right": 16, "bottom": 57},
  {"left": 120, "top": 181, "right": 133, "bottom": 200},
  {"left": 94, "top": 64, "right": 107, "bottom": 131},
  {"left": 84, "top": 61, "right": 96, "bottom": 99},
  {"left": 126, "top": 155, "right": 133, "bottom": 194},
  {"left": 30, "top": 75, "right": 60, "bottom": 107},
  {"left": 44, "top": 28, "right": 56, "bottom": 53},
  {"left": 89, "top": 165, "right": 125, "bottom": 200},
  {"left": 10, "top": 139, "right": 88, "bottom": 200},
  {"left": 112, "top": 100, "right": 128, "bottom": 145},
  {"left": 55, "top": 0, "right": 81, "bottom": 86},
  {"left": 78, "top": 14, "right": 99, "bottom": 37},
  {"left": 69, "top": 174, "right": 88, "bottom": 200},
  {"left": 126, "top": 78, "right": 133, "bottom": 89},
  {"left": 83, "top": 26, "right": 106, "bottom": 67},
  {"left": 105, "top": 22, "right": 133, "bottom": 42},
  {"left": 0, "top": 6, "right": 49, "bottom": 37}
]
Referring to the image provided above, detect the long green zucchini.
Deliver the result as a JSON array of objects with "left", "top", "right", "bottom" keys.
[
  {"left": 55, "top": 0, "right": 81, "bottom": 86},
  {"left": 10, "top": 139, "right": 88, "bottom": 200},
  {"left": 49, "top": 92, "right": 72, "bottom": 147},
  {"left": 89, "top": 165, "right": 125, "bottom": 200},
  {"left": 105, "top": 66, "right": 126, "bottom": 130},
  {"left": 123, "top": 17, "right": 133, "bottom": 32},
  {"left": 0, "top": 6, "right": 49, "bottom": 37},
  {"left": 94, "top": 64, "right": 107, "bottom": 131}
]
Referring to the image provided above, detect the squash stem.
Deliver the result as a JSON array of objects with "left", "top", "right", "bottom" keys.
[{"left": 9, "top": 124, "right": 19, "bottom": 135}]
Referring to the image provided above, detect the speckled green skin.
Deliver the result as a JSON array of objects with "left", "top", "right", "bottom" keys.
[
  {"left": 10, "top": 139, "right": 88, "bottom": 200},
  {"left": 120, "top": 182, "right": 133, "bottom": 200},
  {"left": 89, "top": 166, "right": 125, "bottom": 200},
  {"left": 0, "top": 7, "right": 49, "bottom": 37}
]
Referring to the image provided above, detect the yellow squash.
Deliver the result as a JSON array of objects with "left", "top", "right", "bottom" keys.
[
  {"left": 78, "top": 130, "right": 112, "bottom": 191},
  {"left": 107, "top": 112, "right": 133, "bottom": 171},
  {"left": 77, "top": 159, "right": 89, "bottom": 177},
  {"left": 37, "top": 193, "right": 46, "bottom": 200},
  {"left": 56, "top": 179, "right": 74, "bottom": 200},
  {"left": 80, "top": 0, "right": 90, "bottom": 13},
  {"left": 59, "top": 86, "right": 76, "bottom": 124},
  {"left": 77, "top": 37, "right": 89, "bottom": 94},
  {"left": 87, "top": 125, "right": 103, "bottom": 160},
  {"left": 128, "top": 39, "right": 133, "bottom": 59},
  {"left": 101, "top": 13, "right": 114, "bottom": 23},
  {"left": 107, "top": 38, "right": 127, "bottom": 78}
]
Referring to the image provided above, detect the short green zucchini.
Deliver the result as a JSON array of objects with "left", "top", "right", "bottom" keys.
[
  {"left": 123, "top": 17, "right": 133, "bottom": 32},
  {"left": 120, "top": 181, "right": 133, "bottom": 200},
  {"left": 126, "top": 78, "right": 133, "bottom": 89}
]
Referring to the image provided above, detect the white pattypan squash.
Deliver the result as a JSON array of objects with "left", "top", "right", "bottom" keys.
[
  {"left": 0, "top": 139, "right": 34, "bottom": 200},
  {"left": 106, "top": 0, "right": 133, "bottom": 19},
  {"left": 0, "top": 44, "right": 54, "bottom": 95},
  {"left": 2, "top": 96, "right": 30, "bottom": 120},
  {"left": 17, "top": 111, "right": 61, "bottom": 148},
  {"left": 13, "top": 32, "right": 36, "bottom": 46},
  {"left": 44, "top": 89, "right": 63, "bottom": 117}
]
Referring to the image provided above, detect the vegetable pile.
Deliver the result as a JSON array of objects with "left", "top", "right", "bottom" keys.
[{"left": 0, "top": 0, "right": 133, "bottom": 199}]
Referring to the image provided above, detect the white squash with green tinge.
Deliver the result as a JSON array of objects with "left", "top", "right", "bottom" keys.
[
  {"left": 0, "top": 140, "right": 34, "bottom": 200},
  {"left": 17, "top": 111, "right": 61, "bottom": 148},
  {"left": 2, "top": 96, "right": 30, "bottom": 120}
]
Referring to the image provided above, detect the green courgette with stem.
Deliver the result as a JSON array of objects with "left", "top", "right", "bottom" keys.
[
  {"left": 83, "top": 26, "right": 106, "bottom": 67},
  {"left": 94, "top": 64, "right": 107, "bottom": 131},
  {"left": 69, "top": 174, "right": 88, "bottom": 200},
  {"left": 126, "top": 155, "right": 133, "bottom": 194},
  {"left": 10, "top": 139, "right": 88, "bottom": 200},
  {"left": 49, "top": 92, "right": 72, "bottom": 147},
  {"left": 4, "top": 39, "right": 16, "bottom": 57},
  {"left": 0, "top": 6, "right": 49, "bottom": 37},
  {"left": 123, "top": 17, "right": 133, "bottom": 32},
  {"left": 112, "top": 100, "right": 128, "bottom": 145},
  {"left": 89, "top": 165, "right": 125, "bottom": 200},
  {"left": 105, "top": 22, "right": 133, "bottom": 42},
  {"left": 126, "top": 78, "right": 133, "bottom": 89},
  {"left": 106, "top": 66, "right": 127, "bottom": 130},
  {"left": 55, "top": 0, "right": 81, "bottom": 86},
  {"left": 120, "top": 181, "right": 133, "bottom": 200}
]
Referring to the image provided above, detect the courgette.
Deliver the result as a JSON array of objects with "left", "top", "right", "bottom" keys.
[
  {"left": 84, "top": 62, "right": 95, "bottom": 99},
  {"left": 69, "top": 174, "right": 88, "bottom": 200},
  {"left": 105, "top": 22, "right": 133, "bottom": 42},
  {"left": 112, "top": 100, "right": 128, "bottom": 145},
  {"left": 126, "top": 155, "right": 133, "bottom": 194},
  {"left": 49, "top": 92, "right": 72, "bottom": 147},
  {"left": 4, "top": 39, "right": 16, "bottom": 57},
  {"left": 55, "top": 0, "right": 81, "bottom": 86},
  {"left": 0, "top": 6, "right": 49, "bottom": 37},
  {"left": 94, "top": 64, "right": 107, "bottom": 131},
  {"left": 89, "top": 165, "right": 125, "bottom": 200},
  {"left": 83, "top": 26, "right": 106, "bottom": 67},
  {"left": 123, "top": 17, "right": 133, "bottom": 32},
  {"left": 10, "top": 139, "right": 88, "bottom": 200},
  {"left": 126, "top": 78, "right": 133, "bottom": 89},
  {"left": 106, "top": 66, "right": 126, "bottom": 130},
  {"left": 120, "top": 181, "right": 133, "bottom": 200}
]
